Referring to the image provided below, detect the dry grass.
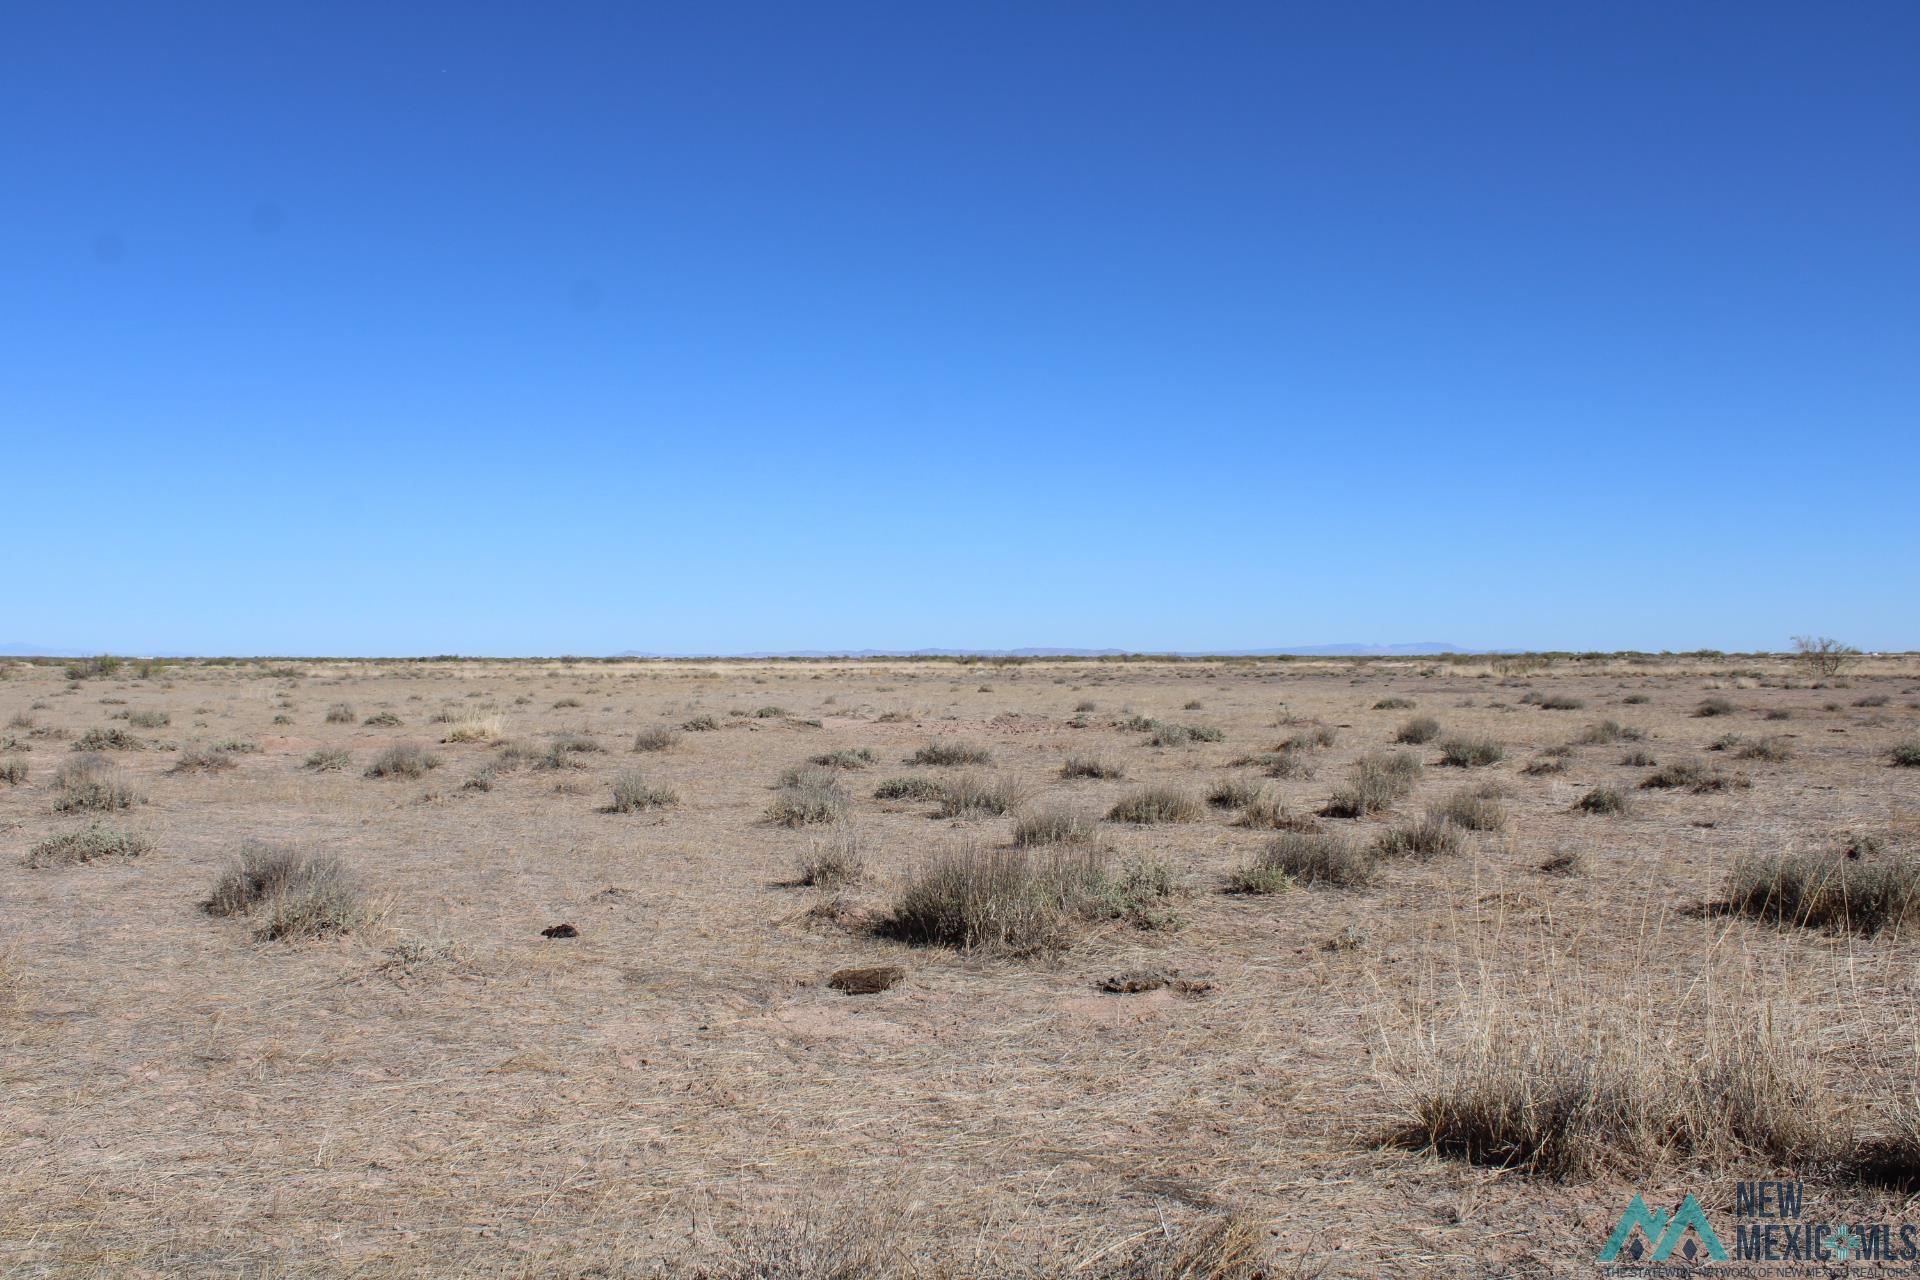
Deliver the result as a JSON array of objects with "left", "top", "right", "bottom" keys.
[
  {"left": 769, "top": 767, "right": 850, "bottom": 826},
  {"left": 909, "top": 739, "right": 993, "bottom": 766},
  {"left": 25, "top": 822, "right": 152, "bottom": 868},
  {"left": 933, "top": 771, "right": 1031, "bottom": 818},
  {"left": 1107, "top": 784, "right": 1203, "bottom": 824},
  {"left": 1321, "top": 750, "right": 1419, "bottom": 818},
  {"left": 609, "top": 769, "right": 678, "bottom": 812},
  {"left": 442, "top": 711, "right": 505, "bottom": 743},
  {"left": 4, "top": 653, "right": 1919, "bottom": 1274},
  {"left": 365, "top": 743, "right": 442, "bottom": 778},
  {"left": 51, "top": 753, "right": 141, "bottom": 811},
  {"left": 1061, "top": 753, "right": 1124, "bottom": 779},
  {"left": 203, "top": 843, "right": 367, "bottom": 941},
  {"left": 1724, "top": 848, "right": 1920, "bottom": 935}
]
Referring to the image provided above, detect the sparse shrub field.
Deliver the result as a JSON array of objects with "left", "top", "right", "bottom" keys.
[{"left": 1, "top": 653, "right": 1917, "bottom": 1274}]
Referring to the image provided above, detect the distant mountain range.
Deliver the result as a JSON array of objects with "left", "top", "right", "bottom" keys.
[{"left": 610, "top": 643, "right": 1471, "bottom": 659}]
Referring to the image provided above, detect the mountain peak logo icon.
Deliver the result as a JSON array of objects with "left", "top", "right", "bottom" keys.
[{"left": 1598, "top": 1194, "right": 1728, "bottom": 1263}]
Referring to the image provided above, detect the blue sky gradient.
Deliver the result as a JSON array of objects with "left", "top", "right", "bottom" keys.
[{"left": 5, "top": 2, "right": 1916, "bottom": 655}]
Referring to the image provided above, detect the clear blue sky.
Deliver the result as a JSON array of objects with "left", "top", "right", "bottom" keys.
[{"left": 5, "top": 3, "right": 1915, "bottom": 655}]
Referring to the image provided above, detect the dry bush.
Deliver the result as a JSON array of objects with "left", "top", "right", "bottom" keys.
[
  {"left": 1281, "top": 725, "right": 1338, "bottom": 752},
  {"left": 1438, "top": 736, "right": 1505, "bottom": 768},
  {"left": 1889, "top": 739, "right": 1920, "bottom": 768},
  {"left": 1431, "top": 786, "right": 1505, "bottom": 831},
  {"left": 127, "top": 709, "right": 169, "bottom": 729},
  {"left": 1234, "top": 788, "right": 1321, "bottom": 832},
  {"left": 442, "top": 712, "right": 504, "bottom": 743},
  {"left": 884, "top": 843, "right": 1109, "bottom": 953},
  {"left": 1394, "top": 715, "right": 1441, "bottom": 744},
  {"left": 1374, "top": 697, "right": 1416, "bottom": 710},
  {"left": 1206, "top": 776, "right": 1262, "bottom": 809},
  {"left": 631, "top": 726, "right": 680, "bottom": 752},
  {"left": 1575, "top": 785, "right": 1630, "bottom": 816},
  {"left": 769, "top": 767, "right": 850, "bottom": 826},
  {"left": 1144, "top": 721, "right": 1224, "bottom": 747},
  {"left": 873, "top": 774, "right": 944, "bottom": 801},
  {"left": 52, "top": 754, "right": 141, "bottom": 812},
  {"left": 809, "top": 747, "right": 876, "bottom": 769},
  {"left": 1387, "top": 1007, "right": 1827, "bottom": 1178},
  {"left": 1061, "top": 753, "right": 1124, "bottom": 779},
  {"left": 204, "top": 844, "right": 366, "bottom": 941},
  {"left": 1694, "top": 696, "right": 1735, "bottom": 717},
  {"left": 1237, "top": 830, "right": 1373, "bottom": 890},
  {"left": 303, "top": 747, "right": 351, "bottom": 771},
  {"left": 1640, "top": 759, "right": 1748, "bottom": 793},
  {"left": 609, "top": 769, "right": 677, "bottom": 813},
  {"left": 1107, "top": 784, "right": 1203, "bottom": 824},
  {"left": 74, "top": 726, "right": 144, "bottom": 752},
  {"left": 1577, "top": 719, "right": 1644, "bottom": 744},
  {"left": 908, "top": 739, "right": 992, "bottom": 766},
  {"left": 1619, "top": 748, "right": 1658, "bottom": 767},
  {"left": 1375, "top": 813, "right": 1463, "bottom": 860},
  {"left": 797, "top": 824, "right": 865, "bottom": 887},
  {"left": 1012, "top": 805, "right": 1098, "bottom": 847},
  {"left": 1322, "top": 751, "right": 1419, "bottom": 818},
  {"left": 1737, "top": 735, "right": 1793, "bottom": 763},
  {"left": 934, "top": 772, "right": 1030, "bottom": 818},
  {"left": 365, "top": 743, "right": 442, "bottom": 779},
  {"left": 170, "top": 743, "right": 240, "bottom": 774},
  {"left": 1724, "top": 849, "right": 1920, "bottom": 935},
  {"left": 682, "top": 714, "right": 721, "bottom": 732},
  {"left": 25, "top": 823, "right": 152, "bottom": 868},
  {"left": 324, "top": 702, "right": 355, "bottom": 723},
  {"left": 362, "top": 711, "right": 403, "bottom": 726},
  {"left": 0, "top": 756, "right": 26, "bottom": 786}
]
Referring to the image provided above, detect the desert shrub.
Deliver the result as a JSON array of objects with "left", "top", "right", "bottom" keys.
[
  {"left": 1439, "top": 737, "right": 1505, "bottom": 768},
  {"left": 631, "top": 726, "right": 681, "bottom": 753},
  {"left": 303, "top": 748, "right": 351, "bottom": 771},
  {"left": 1576, "top": 785, "right": 1630, "bottom": 815},
  {"left": 1375, "top": 814, "right": 1464, "bottom": 860},
  {"left": 1854, "top": 694, "right": 1890, "bottom": 708},
  {"left": 1694, "top": 697, "right": 1735, "bottom": 717},
  {"left": 1374, "top": 697, "right": 1417, "bottom": 710},
  {"left": 324, "top": 703, "right": 355, "bottom": 723},
  {"left": 1737, "top": 735, "right": 1793, "bottom": 763},
  {"left": 0, "top": 757, "right": 25, "bottom": 785},
  {"left": 52, "top": 754, "right": 140, "bottom": 811},
  {"left": 1081, "top": 856, "right": 1183, "bottom": 930},
  {"left": 1206, "top": 776, "right": 1263, "bottom": 809},
  {"left": 1388, "top": 1013, "right": 1823, "bottom": 1178},
  {"left": 1432, "top": 788, "right": 1505, "bottom": 831},
  {"left": 461, "top": 767, "right": 496, "bottom": 792},
  {"left": 808, "top": 747, "right": 875, "bottom": 769},
  {"left": 1282, "top": 725, "right": 1338, "bottom": 751},
  {"left": 1060, "top": 753, "right": 1124, "bottom": 779},
  {"left": 1223, "top": 858, "right": 1292, "bottom": 895},
  {"left": 1234, "top": 789, "right": 1321, "bottom": 832},
  {"left": 1709, "top": 732, "right": 1743, "bottom": 752},
  {"left": 204, "top": 843, "right": 365, "bottom": 940},
  {"left": 754, "top": 705, "right": 788, "bottom": 718},
  {"left": 609, "top": 769, "right": 677, "bottom": 813},
  {"left": 909, "top": 739, "right": 992, "bottom": 767},
  {"left": 884, "top": 843, "right": 1106, "bottom": 953},
  {"left": 170, "top": 744, "right": 240, "bottom": 774},
  {"left": 1578, "top": 720, "right": 1644, "bottom": 744},
  {"left": 873, "top": 774, "right": 944, "bottom": 801},
  {"left": 25, "top": 823, "right": 152, "bottom": 868},
  {"left": 1522, "top": 757, "right": 1567, "bottom": 777},
  {"left": 1640, "top": 759, "right": 1747, "bottom": 793},
  {"left": 768, "top": 768, "right": 849, "bottom": 826},
  {"left": 1622, "top": 693, "right": 1651, "bottom": 704},
  {"left": 1244, "top": 830, "right": 1373, "bottom": 889},
  {"left": 1106, "top": 784, "right": 1203, "bottom": 824},
  {"left": 1012, "top": 805, "right": 1098, "bottom": 847},
  {"left": 442, "top": 712, "right": 503, "bottom": 744},
  {"left": 362, "top": 711, "right": 403, "bottom": 727},
  {"left": 1145, "top": 721, "right": 1223, "bottom": 746},
  {"left": 1724, "top": 850, "right": 1920, "bottom": 935},
  {"left": 1890, "top": 740, "right": 1920, "bottom": 768},
  {"left": 1395, "top": 716, "right": 1441, "bottom": 744},
  {"left": 64, "top": 655, "right": 122, "bottom": 680},
  {"left": 1322, "top": 751, "right": 1420, "bottom": 817},
  {"left": 552, "top": 697, "right": 584, "bottom": 709},
  {"left": 1764, "top": 708, "right": 1793, "bottom": 721},
  {"left": 933, "top": 772, "right": 1029, "bottom": 818},
  {"left": 127, "top": 709, "right": 169, "bottom": 729},
  {"left": 364, "top": 744, "right": 441, "bottom": 778},
  {"left": 74, "top": 727, "right": 143, "bottom": 752},
  {"left": 796, "top": 824, "right": 865, "bottom": 888},
  {"left": 1073, "top": 700, "right": 1097, "bottom": 712},
  {"left": 1534, "top": 694, "right": 1585, "bottom": 710},
  {"left": 1619, "top": 749, "right": 1658, "bottom": 767},
  {"left": 682, "top": 714, "right": 721, "bottom": 731},
  {"left": 1235, "top": 749, "right": 1313, "bottom": 779}
]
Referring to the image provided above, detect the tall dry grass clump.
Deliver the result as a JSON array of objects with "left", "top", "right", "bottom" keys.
[
  {"left": 53, "top": 754, "right": 141, "bottom": 812},
  {"left": 1724, "top": 848, "right": 1920, "bottom": 935},
  {"left": 933, "top": 772, "right": 1030, "bottom": 819},
  {"left": 442, "top": 711, "right": 504, "bottom": 743},
  {"left": 885, "top": 842, "right": 1177, "bottom": 952},
  {"left": 768, "top": 767, "right": 849, "bottom": 827},
  {"left": 1322, "top": 751, "right": 1420, "bottom": 818},
  {"left": 204, "top": 843, "right": 368, "bottom": 941}
]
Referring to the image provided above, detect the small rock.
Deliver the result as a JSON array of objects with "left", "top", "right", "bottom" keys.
[
  {"left": 541, "top": 923, "right": 578, "bottom": 939},
  {"left": 828, "top": 965, "right": 903, "bottom": 995}
]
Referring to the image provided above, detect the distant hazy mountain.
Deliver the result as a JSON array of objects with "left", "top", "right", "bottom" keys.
[
  {"left": 611, "top": 643, "right": 1470, "bottom": 659},
  {"left": 0, "top": 642, "right": 68, "bottom": 656}
]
